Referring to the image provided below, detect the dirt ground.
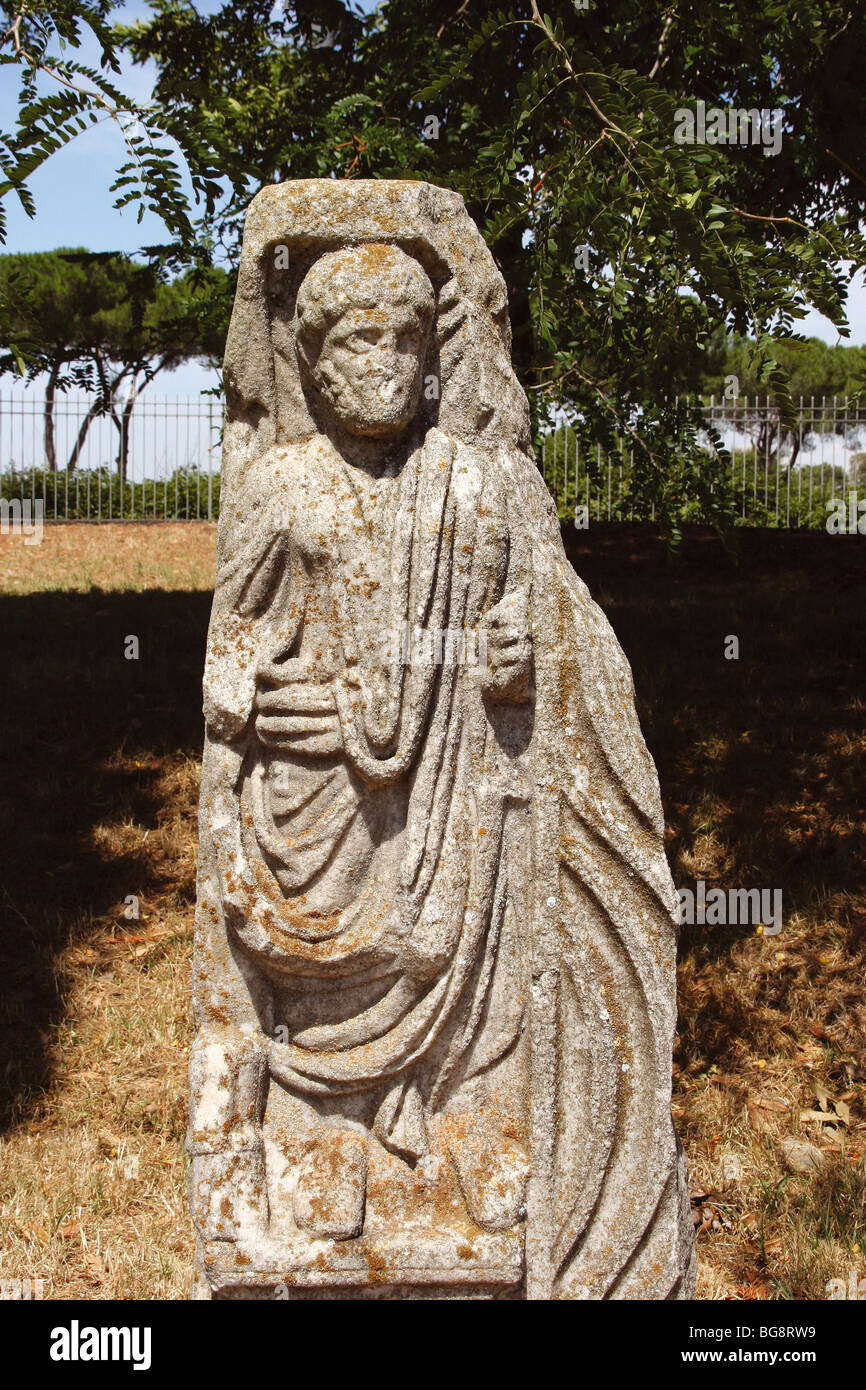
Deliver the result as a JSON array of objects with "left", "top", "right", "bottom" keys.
[{"left": 0, "top": 520, "right": 863, "bottom": 1300}]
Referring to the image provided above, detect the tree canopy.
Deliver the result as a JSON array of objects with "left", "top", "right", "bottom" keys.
[
  {"left": 0, "top": 247, "right": 230, "bottom": 470},
  {"left": 4, "top": 1, "right": 866, "bottom": 532},
  {"left": 701, "top": 333, "right": 866, "bottom": 407}
]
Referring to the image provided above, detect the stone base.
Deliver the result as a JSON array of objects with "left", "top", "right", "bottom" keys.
[{"left": 202, "top": 1229, "right": 523, "bottom": 1300}]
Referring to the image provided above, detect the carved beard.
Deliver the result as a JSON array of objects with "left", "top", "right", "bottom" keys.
[{"left": 311, "top": 353, "right": 423, "bottom": 438}]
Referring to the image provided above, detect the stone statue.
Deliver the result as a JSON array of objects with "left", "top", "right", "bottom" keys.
[{"left": 189, "top": 180, "right": 695, "bottom": 1300}]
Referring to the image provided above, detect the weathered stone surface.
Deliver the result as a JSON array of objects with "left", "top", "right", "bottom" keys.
[{"left": 189, "top": 178, "right": 696, "bottom": 1300}]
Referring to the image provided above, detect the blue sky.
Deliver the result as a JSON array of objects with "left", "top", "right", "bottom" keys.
[{"left": 2, "top": 0, "right": 864, "bottom": 399}]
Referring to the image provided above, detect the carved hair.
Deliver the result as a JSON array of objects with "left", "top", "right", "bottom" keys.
[
  {"left": 294, "top": 243, "right": 435, "bottom": 364},
  {"left": 220, "top": 182, "right": 532, "bottom": 490}
]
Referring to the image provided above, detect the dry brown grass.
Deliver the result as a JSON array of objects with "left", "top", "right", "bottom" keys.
[
  {"left": 0, "top": 520, "right": 863, "bottom": 1300},
  {"left": 0, "top": 524, "right": 213, "bottom": 1299},
  {"left": 573, "top": 525, "right": 866, "bottom": 1300},
  {"left": 0, "top": 519, "right": 217, "bottom": 596}
]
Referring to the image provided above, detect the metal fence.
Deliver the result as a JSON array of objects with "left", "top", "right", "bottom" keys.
[
  {"left": 2, "top": 390, "right": 865, "bottom": 526},
  {"left": 541, "top": 395, "right": 866, "bottom": 529},
  {"left": 0, "top": 392, "right": 222, "bottom": 521}
]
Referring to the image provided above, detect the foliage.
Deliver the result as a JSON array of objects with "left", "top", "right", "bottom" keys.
[
  {"left": 6, "top": 1, "right": 866, "bottom": 534},
  {"left": 695, "top": 333, "right": 866, "bottom": 474},
  {"left": 700, "top": 333, "right": 866, "bottom": 407},
  {"left": 541, "top": 420, "right": 852, "bottom": 534},
  {"left": 0, "top": 248, "right": 231, "bottom": 471},
  {"left": 0, "top": 1, "right": 217, "bottom": 252},
  {"left": 120, "top": 0, "right": 866, "bottom": 538},
  {"left": 1, "top": 462, "right": 220, "bottom": 519}
]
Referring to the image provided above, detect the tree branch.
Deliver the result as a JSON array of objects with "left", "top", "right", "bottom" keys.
[
  {"left": 648, "top": 11, "right": 675, "bottom": 81},
  {"left": 528, "top": 0, "right": 637, "bottom": 148}
]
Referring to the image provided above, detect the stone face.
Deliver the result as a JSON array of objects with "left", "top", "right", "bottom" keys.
[{"left": 189, "top": 178, "right": 696, "bottom": 1300}]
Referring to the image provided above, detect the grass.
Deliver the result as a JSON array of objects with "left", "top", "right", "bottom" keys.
[
  {"left": 0, "top": 519, "right": 218, "bottom": 594},
  {"left": 0, "top": 519, "right": 863, "bottom": 1300},
  {"left": 0, "top": 523, "right": 213, "bottom": 1299},
  {"left": 569, "top": 524, "right": 866, "bottom": 1300}
]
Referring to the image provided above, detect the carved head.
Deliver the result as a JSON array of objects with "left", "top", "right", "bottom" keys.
[{"left": 295, "top": 244, "right": 435, "bottom": 439}]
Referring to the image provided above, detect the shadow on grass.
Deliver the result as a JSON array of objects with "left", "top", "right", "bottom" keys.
[
  {"left": 1, "top": 524, "right": 864, "bottom": 1128},
  {"left": 564, "top": 525, "right": 866, "bottom": 1077},
  {"left": 0, "top": 588, "right": 211, "bottom": 1131}
]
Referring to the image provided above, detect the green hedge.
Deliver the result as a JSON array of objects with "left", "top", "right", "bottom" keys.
[{"left": 0, "top": 465, "right": 220, "bottom": 520}]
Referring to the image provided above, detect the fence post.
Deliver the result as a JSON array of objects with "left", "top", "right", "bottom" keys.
[{"left": 6, "top": 390, "right": 864, "bottom": 531}]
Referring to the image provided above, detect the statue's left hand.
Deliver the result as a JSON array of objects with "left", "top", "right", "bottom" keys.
[
  {"left": 479, "top": 587, "right": 532, "bottom": 702},
  {"left": 254, "top": 668, "right": 343, "bottom": 755}
]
